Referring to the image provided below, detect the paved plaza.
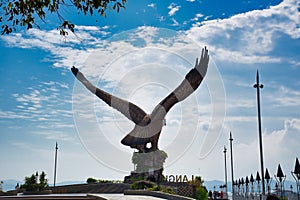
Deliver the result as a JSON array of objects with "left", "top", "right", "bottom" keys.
[{"left": 100, "top": 194, "right": 165, "bottom": 200}]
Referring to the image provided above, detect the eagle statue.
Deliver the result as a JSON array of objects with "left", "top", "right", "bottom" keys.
[{"left": 71, "top": 47, "right": 209, "bottom": 153}]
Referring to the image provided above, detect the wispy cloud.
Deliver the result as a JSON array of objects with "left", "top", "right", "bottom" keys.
[
  {"left": 171, "top": 18, "right": 179, "bottom": 26},
  {"left": 0, "top": 80, "right": 74, "bottom": 141},
  {"left": 0, "top": 110, "right": 32, "bottom": 119},
  {"left": 32, "top": 130, "right": 75, "bottom": 141},
  {"left": 147, "top": 3, "right": 156, "bottom": 8},
  {"left": 267, "top": 85, "right": 300, "bottom": 107},
  {"left": 168, "top": 3, "right": 181, "bottom": 16}
]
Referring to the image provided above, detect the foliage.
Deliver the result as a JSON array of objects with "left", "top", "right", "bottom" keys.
[
  {"left": 194, "top": 176, "right": 204, "bottom": 187},
  {"left": 196, "top": 186, "right": 208, "bottom": 200},
  {"left": 163, "top": 186, "right": 174, "bottom": 194},
  {"left": 21, "top": 174, "right": 38, "bottom": 191},
  {"left": 0, "top": 180, "right": 3, "bottom": 192},
  {"left": 98, "top": 179, "right": 121, "bottom": 183},
  {"left": 86, "top": 177, "right": 97, "bottom": 184},
  {"left": 130, "top": 180, "right": 156, "bottom": 190},
  {"left": 147, "top": 185, "right": 160, "bottom": 191},
  {"left": 128, "top": 175, "right": 145, "bottom": 183},
  {"left": 147, "top": 185, "right": 174, "bottom": 194},
  {"left": 39, "top": 171, "right": 48, "bottom": 190},
  {"left": 86, "top": 177, "right": 122, "bottom": 184},
  {"left": 130, "top": 180, "right": 174, "bottom": 195},
  {"left": 20, "top": 171, "right": 49, "bottom": 192},
  {"left": 187, "top": 176, "right": 208, "bottom": 200},
  {"left": 0, "top": 0, "right": 127, "bottom": 35}
]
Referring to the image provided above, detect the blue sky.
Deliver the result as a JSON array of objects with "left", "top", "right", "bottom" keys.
[{"left": 1, "top": 0, "right": 300, "bottom": 189}]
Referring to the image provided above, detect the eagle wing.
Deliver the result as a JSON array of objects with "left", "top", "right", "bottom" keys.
[
  {"left": 151, "top": 47, "right": 209, "bottom": 120},
  {"left": 71, "top": 66, "right": 148, "bottom": 126}
]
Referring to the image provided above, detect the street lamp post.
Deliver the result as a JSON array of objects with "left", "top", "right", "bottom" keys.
[
  {"left": 229, "top": 132, "right": 235, "bottom": 198},
  {"left": 253, "top": 70, "right": 265, "bottom": 195},
  {"left": 53, "top": 142, "right": 58, "bottom": 189},
  {"left": 224, "top": 146, "right": 228, "bottom": 196}
]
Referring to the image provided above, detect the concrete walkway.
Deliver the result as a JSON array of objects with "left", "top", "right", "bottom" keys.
[
  {"left": 0, "top": 194, "right": 166, "bottom": 200},
  {"left": 99, "top": 194, "right": 165, "bottom": 200}
]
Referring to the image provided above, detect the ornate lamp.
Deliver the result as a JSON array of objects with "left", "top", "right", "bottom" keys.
[
  {"left": 241, "top": 177, "right": 245, "bottom": 196},
  {"left": 265, "top": 168, "right": 272, "bottom": 194},
  {"left": 238, "top": 178, "right": 241, "bottom": 195},
  {"left": 245, "top": 176, "right": 249, "bottom": 198},
  {"left": 291, "top": 158, "right": 300, "bottom": 200},
  {"left": 256, "top": 171, "right": 261, "bottom": 195},
  {"left": 275, "top": 164, "right": 286, "bottom": 199},
  {"left": 235, "top": 180, "right": 239, "bottom": 195},
  {"left": 250, "top": 174, "right": 255, "bottom": 196}
]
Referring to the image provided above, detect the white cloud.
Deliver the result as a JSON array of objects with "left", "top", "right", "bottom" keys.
[
  {"left": 0, "top": 80, "right": 74, "bottom": 138},
  {"left": 264, "top": 118, "right": 300, "bottom": 165},
  {"left": 147, "top": 3, "right": 156, "bottom": 8},
  {"left": 189, "top": 13, "right": 204, "bottom": 23},
  {"left": 171, "top": 18, "right": 179, "bottom": 26},
  {"left": 267, "top": 85, "right": 300, "bottom": 107},
  {"left": 32, "top": 130, "right": 75, "bottom": 141},
  {"left": 222, "top": 117, "right": 300, "bottom": 180},
  {"left": 0, "top": 110, "right": 31, "bottom": 119},
  {"left": 76, "top": 25, "right": 100, "bottom": 31},
  {"left": 186, "top": 0, "right": 300, "bottom": 64},
  {"left": 168, "top": 3, "right": 181, "bottom": 16}
]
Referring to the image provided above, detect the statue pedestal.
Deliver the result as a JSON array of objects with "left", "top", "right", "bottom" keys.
[{"left": 124, "top": 150, "right": 167, "bottom": 183}]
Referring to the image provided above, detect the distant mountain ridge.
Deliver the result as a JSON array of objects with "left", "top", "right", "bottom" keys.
[
  {"left": 1, "top": 179, "right": 85, "bottom": 192},
  {"left": 1, "top": 179, "right": 20, "bottom": 192}
]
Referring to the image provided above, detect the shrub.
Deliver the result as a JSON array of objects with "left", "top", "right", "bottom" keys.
[
  {"left": 148, "top": 185, "right": 161, "bottom": 191},
  {"left": 163, "top": 186, "right": 175, "bottom": 194},
  {"left": 130, "top": 180, "right": 156, "bottom": 190},
  {"left": 196, "top": 186, "right": 208, "bottom": 200},
  {"left": 146, "top": 185, "right": 174, "bottom": 194},
  {"left": 86, "top": 178, "right": 98, "bottom": 184},
  {"left": 20, "top": 171, "right": 48, "bottom": 192}
]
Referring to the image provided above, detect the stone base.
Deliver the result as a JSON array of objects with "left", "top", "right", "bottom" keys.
[
  {"left": 124, "top": 150, "right": 167, "bottom": 183},
  {"left": 124, "top": 169, "right": 165, "bottom": 183}
]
